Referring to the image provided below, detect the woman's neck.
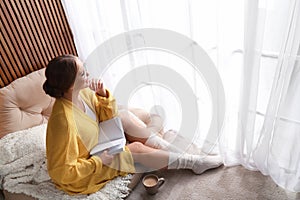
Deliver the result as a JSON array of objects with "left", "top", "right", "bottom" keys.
[
  {"left": 63, "top": 89, "right": 79, "bottom": 102},
  {"left": 63, "top": 89, "right": 85, "bottom": 112}
]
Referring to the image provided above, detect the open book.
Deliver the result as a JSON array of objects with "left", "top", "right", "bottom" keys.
[{"left": 90, "top": 117, "right": 126, "bottom": 155}]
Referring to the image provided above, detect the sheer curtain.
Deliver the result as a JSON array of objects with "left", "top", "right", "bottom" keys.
[
  {"left": 62, "top": 0, "right": 299, "bottom": 192},
  {"left": 237, "top": 0, "right": 300, "bottom": 192}
]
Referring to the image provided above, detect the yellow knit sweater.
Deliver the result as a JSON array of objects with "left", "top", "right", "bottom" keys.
[{"left": 46, "top": 88, "right": 135, "bottom": 195}]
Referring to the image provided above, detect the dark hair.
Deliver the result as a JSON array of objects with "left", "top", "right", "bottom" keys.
[{"left": 43, "top": 54, "right": 78, "bottom": 98}]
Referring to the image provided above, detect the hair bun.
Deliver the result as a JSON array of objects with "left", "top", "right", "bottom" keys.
[{"left": 43, "top": 80, "right": 64, "bottom": 98}]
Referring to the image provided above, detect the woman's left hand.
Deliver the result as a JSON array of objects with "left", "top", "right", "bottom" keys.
[{"left": 89, "top": 79, "right": 107, "bottom": 97}]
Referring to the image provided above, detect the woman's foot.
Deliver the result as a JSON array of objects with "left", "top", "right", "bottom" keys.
[
  {"left": 168, "top": 152, "right": 223, "bottom": 174},
  {"left": 192, "top": 155, "right": 223, "bottom": 174},
  {"left": 163, "top": 129, "right": 207, "bottom": 155}
]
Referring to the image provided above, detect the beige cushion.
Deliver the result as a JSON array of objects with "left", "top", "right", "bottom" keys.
[{"left": 0, "top": 68, "right": 54, "bottom": 138}]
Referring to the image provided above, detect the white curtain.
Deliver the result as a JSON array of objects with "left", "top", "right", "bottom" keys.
[
  {"left": 62, "top": 0, "right": 300, "bottom": 192},
  {"left": 237, "top": 0, "right": 300, "bottom": 192}
]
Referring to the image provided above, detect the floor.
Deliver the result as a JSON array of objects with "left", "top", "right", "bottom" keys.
[
  {"left": 1, "top": 165, "right": 299, "bottom": 200},
  {"left": 126, "top": 165, "right": 300, "bottom": 200}
]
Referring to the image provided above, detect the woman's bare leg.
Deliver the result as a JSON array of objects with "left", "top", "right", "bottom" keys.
[
  {"left": 119, "top": 107, "right": 165, "bottom": 143},
  {"left": 127, "top": 107, "right": 164, "bottom": 136},
  {"left": 119, "top": 106, "right": 216, "bottom": 156},
  {"left": 127, "top": 142, "right": 169, "bottom": 170},
  {"left": 127, "top": 142, "right": 223, "bottom": 174},
  {"left": 119, "top": 108, "right": 184, "bottom": 152},
  {"left": 119, "top": 110, "right": 152, "bottom": 143}
]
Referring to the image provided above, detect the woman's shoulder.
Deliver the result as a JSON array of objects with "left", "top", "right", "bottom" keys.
[
  {"left": 49, "top": 99, "right": 72, "bottom": 123},
  {"left": 52, "top": 98, "right": 70, "bottom": 112}
]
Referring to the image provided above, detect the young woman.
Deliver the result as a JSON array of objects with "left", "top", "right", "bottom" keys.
[{"left": 43, "top": 54, "right": 222, "bottom": 195}]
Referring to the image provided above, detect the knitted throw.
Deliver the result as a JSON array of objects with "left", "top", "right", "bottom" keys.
[{"left": 0, "top": 124, "right": 132, "bottom": 200}]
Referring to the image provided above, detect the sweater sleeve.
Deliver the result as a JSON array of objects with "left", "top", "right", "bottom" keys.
[
  {"left": 94, "top": 89, "right": 118, "bottom": 122},
  {"left": 80, "top": 88, "right": 118, "bottom": 122},
  {"left": 46, "top": 112, "right": 103, "bottom": 186}
]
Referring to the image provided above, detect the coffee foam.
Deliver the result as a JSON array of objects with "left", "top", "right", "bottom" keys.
[{"left": 143, "top": 177, "right": 157, "bottom": 187}]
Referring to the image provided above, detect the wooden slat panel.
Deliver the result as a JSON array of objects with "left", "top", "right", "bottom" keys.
[
  {"left": 13, "top": 0, "right": 41, "bottom": 70},
  {"left": 0, "top": 18, "right": 18, "bottom": 81},
  {"left": 56, "top": 0, "right": 77, "bottom": 54},
  {"left": 1, "top": 0, "right": 33, "bottom": 74},
  {"left": 0, "top": 48, "right": 8, "bottom": 86},
  {"left": 34, "top": 0, "right": 57, "bottom": 59},
  {"left": 29, "top": 0, "right": 53, "bottom": 62},
  {"left": 22, "top": 0, "right": 48, "bottom": 68},
  {"left": 0, "top": 0, "right": 77, "bottom": 88},
  {"left": 0, "top": 38, "right": 12, "bottom": 84},
  {"left": 42, "top": 0, "right": 63, "bottom": 55},
  {"left": 51, "top": 0, "right": 69, "bottom": 54}
]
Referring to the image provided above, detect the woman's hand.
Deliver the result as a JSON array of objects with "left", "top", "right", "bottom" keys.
[
  {"left": 89, "top": 79, "right": 107, "bottom": 97},
  {"left": 95, "top": 150, "right": 114, "bottom": 165}
]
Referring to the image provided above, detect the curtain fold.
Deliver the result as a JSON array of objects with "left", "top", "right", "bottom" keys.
[
  {"left": 240, "top": 0, "right": 300, "bottom": 192},
  {"left": 62, "top": 0, "right": 299, "bottom": 192}
]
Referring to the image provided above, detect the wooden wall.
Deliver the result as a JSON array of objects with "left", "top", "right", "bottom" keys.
[{"left": 0, "top": 0, "right": 77, "bottom": 87}]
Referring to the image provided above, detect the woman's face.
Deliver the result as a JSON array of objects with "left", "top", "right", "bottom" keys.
[{"left": 73, "top": 58, "right": 90, "bottom": 90}]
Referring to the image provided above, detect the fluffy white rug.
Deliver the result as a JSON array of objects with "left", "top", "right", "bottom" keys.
[{"left": 0, "top": 124, "right": 132, "bottom": 200}]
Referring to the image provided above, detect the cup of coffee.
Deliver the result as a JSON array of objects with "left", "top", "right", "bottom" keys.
[{"left": 142, "top": 174, "right": 165, "bottom": 195}]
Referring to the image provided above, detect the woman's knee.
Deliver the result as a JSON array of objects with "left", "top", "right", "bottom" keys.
[
  {"left": 127, "top": 142, "right": 146, "bottom": 153},
  {"left": 128, "top": 108, "right": 151, "bottom": 123},
  {"left": 118, "top": 111, "right": 133, "bottom": 131}
]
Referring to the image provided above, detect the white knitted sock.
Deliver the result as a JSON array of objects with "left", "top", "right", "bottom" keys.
[
  {"left": 168, "top": 152, "right": 223, "bottom": 174},
  {"left": 145, "top": 132, "right": 184, "bottom": 153}
]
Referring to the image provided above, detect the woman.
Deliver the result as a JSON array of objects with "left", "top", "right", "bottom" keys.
[{"left": 43, "top": 54, "right": 222, "bottom": 195}]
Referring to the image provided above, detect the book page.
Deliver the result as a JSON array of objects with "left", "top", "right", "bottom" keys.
[{"left": 90, "top": 117, "right": 126, "bottom": 155}]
